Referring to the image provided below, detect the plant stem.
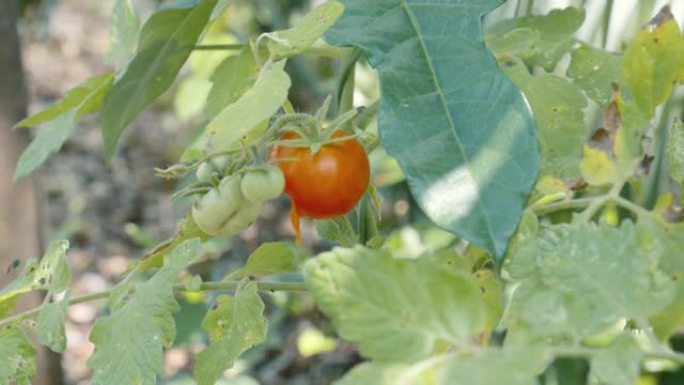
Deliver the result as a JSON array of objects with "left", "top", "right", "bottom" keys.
[
  {"left": 601, "top": 0, "right": 614, "bottom": 49},
  {"left": 531, "top": 197, "right": 597, "bottom": 216},
  {"left": 0, "top": 280, "right": 308, "bottom": 328},
  {"left": 613, "top": 196, "right": 654, "bottom": 218}
]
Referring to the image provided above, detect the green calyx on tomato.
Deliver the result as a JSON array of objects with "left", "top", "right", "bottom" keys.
[
  {"left": 192, "top": 175, "right": 261, "bottom": 237},
  {"left": 240, "top": 165, "right": 285, "bottom": 203}
]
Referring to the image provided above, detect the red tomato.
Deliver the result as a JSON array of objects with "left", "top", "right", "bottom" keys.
[{"left": 270, "top": 130, "right": 371, "bottom": 242}]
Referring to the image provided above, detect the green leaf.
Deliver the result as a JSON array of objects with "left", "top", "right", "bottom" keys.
[
  {"left": 0, "top": 295, "right": 19, "bottom": 319},
  {"left": 267, "top": 0, "right": 344, "bottom": 60},
  {"left": 503, "top": 60, "right": 588, "bottom": 178},
  {"left": 136, "top": 213, "right": 210, "bottom": 273},
  {"left": 567, "top": 45, "right": 622, "bottom": 107},
  {"left": 335, "top": 348, "right": 548, "bottom": 385},
  {"left": 505, "top": 221, "right": 675, "bottom": 344},
  {"left": 228, "top": 242, "right": 303, "bottom": 279},
  {"left": 432, "top": 348, "right": 548, "bottom": 385},
  {"left": 194, "top": 280, "right": 267, "bottom": 385},
  {"left": 14, "top": 72, "right": 114, "bottom": 129},
  {"left": 589, "top": 334, "right": 643, "bottom": 385},
  {"left": 174, "top": 75, "right": 212, "bottom": 121},
  {"left": 668, "top": 119, "right": 684, "bottom": 183},
  {"left": 106, "top": 0, "right": 141, "bottom": 67},
  {"left": 304, "top": 246, "right": 487, "bottom": 362},
  {"left": 486, "top": 7, "right": 585, "bottom": 71},
  {"left": 333, "top": 362, "right": 411, "bottom": 385},
  {"left": 88, "top": 239, "right": 201, "bottom": 385},
  {"left": 13, "top": 73, "right": 114, "bottom": 180},
  {"left": 326, "top": 0, "right": 539, "bottom": 258},
  {"left": 314, "top": 216, "right": 358, "bottom": 247},
  {"left": 15, "top": 113, "right": 76, "bottom": 181},
  {"left": 206, "top": 46, "right": 259, "bottom": 120},
  {"left": 186, "top": 60, "right": 290, "bottom": 160},
  {"left": 36, "top": 292, "right": 70, "bottom": 353},
  {"left": 0, "top": 240, "right": 71, "bottom": 307},
  {"left": 0, "top": 325, "right": 36, "bottom": 385},
  {"left": 100, "top": 0, "right": 218, "bottom": 159},
  {"left": 639, "top": 217, "right": 684, "bottom": 339},
  {"left": 621, "top": 8, "right": 684, "bottom": 121}
]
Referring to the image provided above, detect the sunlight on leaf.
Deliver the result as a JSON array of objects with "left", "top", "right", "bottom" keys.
[{"left": 326, "top": 0, "right": 539, "bottom": 258}]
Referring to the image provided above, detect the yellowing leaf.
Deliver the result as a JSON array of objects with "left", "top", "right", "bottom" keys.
[
  {"left": 580, "top": 145, "right": 619, "bottom": 186},
  {"left": 622, "top": 7, "right": 684, "bottom": 120}
]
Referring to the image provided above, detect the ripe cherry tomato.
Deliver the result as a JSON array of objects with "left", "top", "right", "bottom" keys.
[{"left": 269, "top": 130, "right": 370, "bottom": 242}]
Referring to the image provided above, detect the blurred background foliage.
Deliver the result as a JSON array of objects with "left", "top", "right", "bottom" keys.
[{"left": 11, "top": 0, "right": 684, "bottom": 384}]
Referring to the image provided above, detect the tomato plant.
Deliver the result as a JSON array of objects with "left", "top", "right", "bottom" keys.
[{"left": 3, "top": 0, "right": 684, "bottom": 384}]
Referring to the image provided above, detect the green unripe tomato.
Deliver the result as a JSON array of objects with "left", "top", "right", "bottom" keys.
[
  {"left": 240, "top": 165, "right": 285, "bottom": 203},
  {"left": 192, "top": 175, "right": 261, "bottom": 237},
  {"left": 196, "top": 155, "right": 231, "bottom": 183}
]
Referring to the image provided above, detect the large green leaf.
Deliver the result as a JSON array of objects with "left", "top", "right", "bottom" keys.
[
  {"left": 267, "top": 0, "right": 344, "bottom": 60},
  {"left": 100, "top": 0, "right": 217, "bottom": 159},
  {"left": 106, "top": 0, "right": 140, "bottom": 67},
  {"left": 486, "top": 7, "right": 585, "bottom": 71},
  {"left": 304, "top": 246, "right": 487, "bottom": 362},
  {"left": 503, "top": 61, "right": 588, "bottom": 178},
  {"left": 325, "top": 0, "right": 539, "bottom": 258},
  {"left": 185, "top": 60, "right": 291, "bottom": 160},
  {"left": 194, "top": 280, "right": 267, "bottom": 385},
  {"left": 13, "top": 73, "right": 114, "bottom": 180},
  {"left": 0, "top": 325, "right": 36, "bottom": 385},
  {"left": 88, "top": 239, "right": 200, "bottom": 385},
  {"left": 335, "top": 348, "right": 548, "bottom": 385},
  {"left": 505, "top": 221, "right": 674, "bottom": 344}
]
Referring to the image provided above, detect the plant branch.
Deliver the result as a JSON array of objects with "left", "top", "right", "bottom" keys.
[
  {"left": 613, "top": 196, "right": 655, "bottom": 218},
  {"left": 0, "top": 280, "right": 308, "bottom": 328},
  {"left": 531, "top": 197, "right": 597, "bottom": 216}
]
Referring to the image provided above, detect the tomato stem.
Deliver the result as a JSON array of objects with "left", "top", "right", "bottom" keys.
[{"left": 0, "top": 280, "right": 309, "bottom": 329}]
